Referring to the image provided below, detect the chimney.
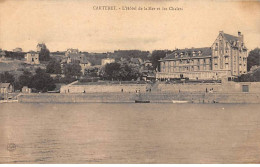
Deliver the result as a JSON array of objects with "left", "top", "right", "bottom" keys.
[
  {"left": 238, "top": 31, "right": 244, "bottom": 42},
  {"left": 219, "top": 30, "right": 224, "bottom": 34}
]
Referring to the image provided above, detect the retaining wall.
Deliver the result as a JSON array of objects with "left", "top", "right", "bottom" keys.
[
  {"left": 18, "top": 92, "right": 260, "bottom": 104},
  {"left": 60, "top": 84, "right": 148, "bottom": 93}
]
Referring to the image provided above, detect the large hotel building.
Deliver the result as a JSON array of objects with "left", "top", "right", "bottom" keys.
[{"left": 156, "top": 31, "right": 248, "bottom": 80}]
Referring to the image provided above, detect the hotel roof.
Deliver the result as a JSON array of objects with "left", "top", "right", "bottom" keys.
[
  {"left": 223, "top": 33, "right": 239, "bottom": 43},
  {"left": 162, "top": 47, "right": 212, "bottom": 60}
]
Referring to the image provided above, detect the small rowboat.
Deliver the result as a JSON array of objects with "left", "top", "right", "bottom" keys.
[
  {"left": 0, "top": 100, "right": 18, "bottom": 103},
  {"left": 172, "top": 100, "right": 189, "bottom": 104},
  {"left": 135, "top": 100, "right": 150, "bottom": 103}
]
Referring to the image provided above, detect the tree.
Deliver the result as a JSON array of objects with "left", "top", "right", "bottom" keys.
[
  {"left": 63, "top": 63, "right": 82, "bottom": 78},
  {"left": 103, "top": 62, "right": 140, "bottom": 81},
  {"left": 4, "top": 51, "right": 26, "bottom": 60},
  {"left": 0, "top": 72, "right": 15, "bottom": 83},
  {"left": 103, "top": 62, "right": 121, "bottom": 80},
  {"left": 238, "top": 68, "right": 260, "bottom": 82},
  {"left": 247, "top": 47, "right": 260, "bottom": 71},
  {"left": 39, "top": 48, "right": 50, "bottom": 61},
  {"left": 17, "top": 70, "right": 33, "bottom": 90},
  {"left": 46, "top": 59, "right": 61, "bottom": 74},
  {"left": 150, "top": 50, "right": 171, "bottom": 71},
  {"left": 30, "top": 68, "right": 56, "bottom": 92}
]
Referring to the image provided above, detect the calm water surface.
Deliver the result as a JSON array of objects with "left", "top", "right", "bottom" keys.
[{"left": 0, "top": 103, "right": 260, "bottom": 163}]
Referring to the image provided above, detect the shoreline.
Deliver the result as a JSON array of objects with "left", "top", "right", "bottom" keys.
[{"left": 16, "top": 92, "right": 260, "bottom": 104}]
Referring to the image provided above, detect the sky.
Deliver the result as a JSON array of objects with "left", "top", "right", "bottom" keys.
[{"left": 0, "top": 0, "right": 260, "bottom": 52}]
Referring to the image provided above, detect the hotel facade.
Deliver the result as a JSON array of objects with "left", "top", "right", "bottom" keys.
[{"left": 156, "top": 31, "right": 248, "bottom": 80}]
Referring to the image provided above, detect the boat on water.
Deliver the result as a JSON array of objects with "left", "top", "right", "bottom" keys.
[
  {"left": 135, "top": 100, "right": 150, "bottom": 103},
  {"left": 0, "top": 100, "right": 18, "bottom": 103},
  {"left": 135, "top": 92, "right": 150, "bottom": 103},
  {"left": 172, "top": 100, "right": 189, "bottom": 104}
]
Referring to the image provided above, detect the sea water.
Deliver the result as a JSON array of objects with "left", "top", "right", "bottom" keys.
[{"left": 0, "top": 103, "right": 260, "bottom": 163}]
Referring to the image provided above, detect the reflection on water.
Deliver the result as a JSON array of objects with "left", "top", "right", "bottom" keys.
[{"left": 0, "top": 103, "right": 260, "bottom": 163}]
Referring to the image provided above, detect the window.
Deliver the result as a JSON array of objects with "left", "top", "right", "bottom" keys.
[
  {"left": 225, "top": 64, "right": 229, "bottom": 69},
  {"left": 225, "top": 57, "right": 229, "bottom": 62}
]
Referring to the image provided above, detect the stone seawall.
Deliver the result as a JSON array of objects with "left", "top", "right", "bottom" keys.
[
  {"left": 60, "top": 81, "right": 260, "bottom": 94},
  {"left": 158, "top": 82, "right": 260, "bottom": 93},
  {"left": 60, "top": 83, "right": 148, "bottom": 93},
  {"left": 18, "top": 92, "right": 260, "bottom": 104}
]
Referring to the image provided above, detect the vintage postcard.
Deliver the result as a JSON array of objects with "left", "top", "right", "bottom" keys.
[{"left": 0, "top": 0, "right": 260, "bottom": 164}]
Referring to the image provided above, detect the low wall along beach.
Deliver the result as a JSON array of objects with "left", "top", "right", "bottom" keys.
[{"left": 18, "top": 81, "right": 260, "bottom": 104}]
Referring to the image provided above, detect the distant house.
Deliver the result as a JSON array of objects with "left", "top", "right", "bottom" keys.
[
  {"left": 80, "top": 58, "right": 92, "bottom": 75},
  {"left": 65, "top": 48, "right": 79, "bottom": 57},
  {"left": 13, "top": 47, "right": 23, "bottom": 52},
  {"left": 67, "top": 53, "right": 86, "bottom": 64},
  {"left": 0, "top": 83, "right": 14, "bottom": 94},
  {"left": 101, "top": 58, "right": 115, "bottom": 66},
  {"left": 22, "top": 86, "right": 32, "bottom": 93},
  {"left": 37, "top": 43, "right": 47, "bottom": 52},
  {"left": 25, "top": 51, "right": 40, "bottom": 64},
  {"left": 141, "top": 71, "right": 156, "bottom": 81}
]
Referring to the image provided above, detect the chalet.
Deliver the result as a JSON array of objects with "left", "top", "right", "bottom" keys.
[
  {"left": 0, "top": 83, "right": 14, "bottom": 94},
  {"left": 25, "top": 51, "right": 40, "bottom": 64}
]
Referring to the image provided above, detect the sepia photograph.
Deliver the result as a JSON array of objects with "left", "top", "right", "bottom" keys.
[{"left": 0, "top": 0, "right": 260, "bottom": 164}]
